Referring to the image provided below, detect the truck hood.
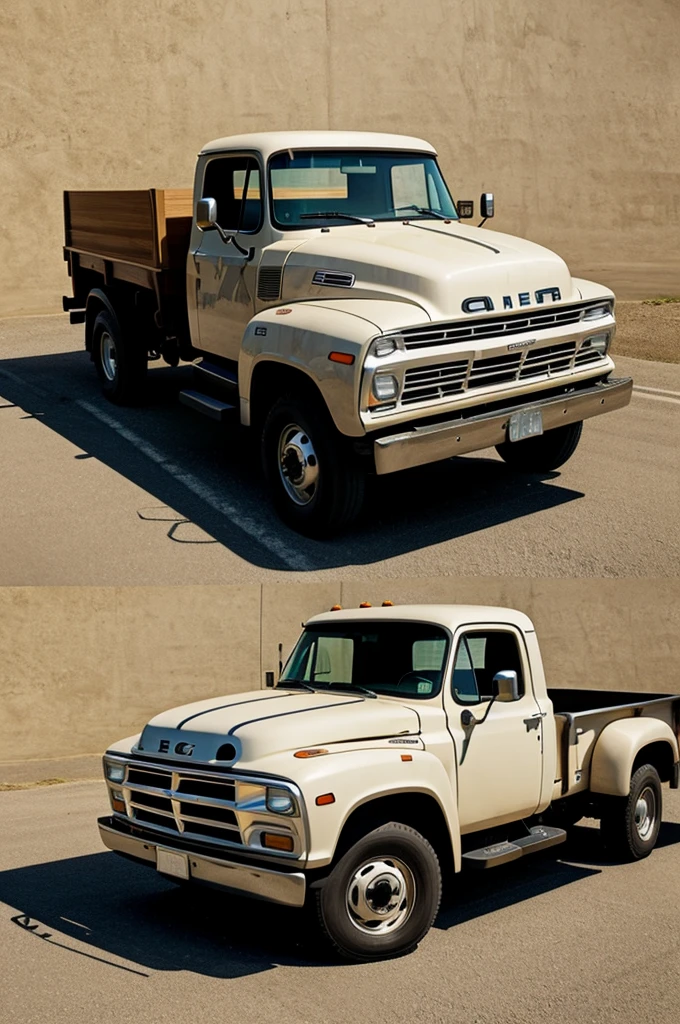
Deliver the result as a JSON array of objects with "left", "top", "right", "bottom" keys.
[
  {"left": 276, "top": 221, "right": 578, "bottom": 325},
  {"left": 134, "top": 689, "right": 420, "bottom": 767}
]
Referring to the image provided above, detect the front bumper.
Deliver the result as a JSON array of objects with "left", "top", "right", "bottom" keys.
[
  {"left": 373, "top": 376, "right": 632, "bottom": 475},
  {"left": 98, "top": 817, "right": 307, "bottom": 908}
]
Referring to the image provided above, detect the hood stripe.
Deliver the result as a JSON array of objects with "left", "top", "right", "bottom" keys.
[
  {"left": 228, "top": 697, "right": 365, "bottom": 736},
  {"left": 407, "top": 222, "right": 501, "bottom": 254},
  {"left": 176, "top": 692, "right": 292, "bottom": 730}
]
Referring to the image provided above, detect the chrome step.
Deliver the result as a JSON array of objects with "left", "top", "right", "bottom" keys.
[
  {"left": 462, "top": 825, "right": 567, "bottom": 869},
  {"left": 179, "top": 390, "right": 236, "bottom": 421}
]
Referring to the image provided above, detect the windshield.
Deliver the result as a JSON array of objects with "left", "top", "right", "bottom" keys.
[
  {"left": 279, "top": 622, "right": 450, "bottom": 699},
  {"left": 269, "top": 150, "right": 458, "bottom": 229}
]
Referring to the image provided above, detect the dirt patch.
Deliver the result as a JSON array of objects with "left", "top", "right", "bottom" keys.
[
  {"left": 612, "top": 300, "right": 680, "bottom": 364},
  {"left": 0, "top": 778, "right": 67, "bottom": 792}
]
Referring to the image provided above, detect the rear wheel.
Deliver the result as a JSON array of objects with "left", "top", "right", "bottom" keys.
[
  {"left": 92, "top": 306, "right": 147, "bottom": 405},
  {"left": 315, "top": 822, "right": 441, "bottom": 962},
  {"left": 261, "top": 394, "right": 365, "bottom": 537},
  {"left": 600, "top": 764, "right": 662, "bottom": 861},
  {"left": 495, "top": 420, "right": 582, "bottom": 472}
]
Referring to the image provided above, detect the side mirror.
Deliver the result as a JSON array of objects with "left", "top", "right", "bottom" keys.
[
  {"left": 196, "top": 197, "right": 218, "bottom": 230},
  {"left": 480, "top": 193, "right": 495, "bottom": 219},
  {"left": 456, "top": 200, "right": 474, "bottom": 219},
  {"left": 492, "top": 670, "right": 519, "bottom": 702}
]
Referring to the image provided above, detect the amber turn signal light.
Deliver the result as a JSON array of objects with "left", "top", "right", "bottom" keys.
[
  {"left": 328, "top": 351, "right": 355, "bottom": 365},
  {"left": 315, "top": 793, "right": 335, "bottom": 806},
  {"left": 262, "top": 832, "right": 295, "bottom": 852},
  {"left": 112, "top": 798, "right": 126, "bottom": 813},
  {"left": 294, "top": 748, "right": 329, "bottom": 758},
  {"left": 401, "top": 754, "right": 413, "bottom": 762}
]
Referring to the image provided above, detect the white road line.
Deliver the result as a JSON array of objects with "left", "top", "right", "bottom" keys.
[
  {"left": 632, "top": 390, "right": 680, "bottom": 406},
  {"left": 633, "top": 385, "right": 680, "bottom": 398},
  {"left": 74, "top": 399, "right": 314, "bottom": 571}
]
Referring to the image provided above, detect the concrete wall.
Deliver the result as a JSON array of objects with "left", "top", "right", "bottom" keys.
[
  {"left": 1, "top": 579, "right": 678, "bottom": 762},
  {"left": 0, "top": 0, "right": 678, "bottom": 317}
]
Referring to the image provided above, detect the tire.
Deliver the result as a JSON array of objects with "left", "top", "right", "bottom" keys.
[
  {"left": 495, "top": 420, "right": 583, "bottom": 472},
  {"left": 315, "top": 822, "right": 442, "bottom": 962},
  {"left": 600, "top": 764, "right": 662, "bottom": 862},
  {"left": 261, "top": 394, "right": 365, "bottom": 537},
  {"left": 92, "top": 306, "right": 147, "bottom": 405}
]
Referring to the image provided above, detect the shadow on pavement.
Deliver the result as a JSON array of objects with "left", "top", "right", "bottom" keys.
[{"left": 0, "top": 349, "right": 584, "bottom": 573}]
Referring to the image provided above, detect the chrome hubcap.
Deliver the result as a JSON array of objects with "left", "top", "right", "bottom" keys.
[
  {"left": 345, "top": 856, "right": 415, "bottom": 935},
  {"left": 100, "top": 331, "right": 118, "bottom": 382},
  {"left": 634, "top": 786, "right": 656, "bottom": 840},
  {"left": 278, "top": 423, "right": 319, "bottom": 506}
]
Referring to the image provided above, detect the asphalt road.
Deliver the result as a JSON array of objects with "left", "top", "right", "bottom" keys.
[
  {"left": 1, "top": 780, "right": 679, "bottom": 1024},
  {"left": 1, "top": 315, "right": 678, "bottom": 583}
]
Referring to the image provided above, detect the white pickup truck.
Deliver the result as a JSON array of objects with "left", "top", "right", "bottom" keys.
[
  {"left": 99, "top": 604, "right": 679, "bottom": 961},
  {"left": 64, "top": 131, "right": 632, "bottom": 535}
]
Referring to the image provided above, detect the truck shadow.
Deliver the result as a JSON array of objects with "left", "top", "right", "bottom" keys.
[{"left": 0, "top": 347, "right": 585, "bottom": 574}]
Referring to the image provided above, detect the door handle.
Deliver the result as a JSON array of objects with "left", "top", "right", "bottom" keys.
[{"left": 524, "top": 712, "right": 546, "bottom": 732}]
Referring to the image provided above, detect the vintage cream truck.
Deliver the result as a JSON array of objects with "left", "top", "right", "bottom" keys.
[
  {"left": 63, "top": 131, "right": 632, "bottom": 535},
  {"left": 99, "top": 604, "right": 679, "bottom": 961}
]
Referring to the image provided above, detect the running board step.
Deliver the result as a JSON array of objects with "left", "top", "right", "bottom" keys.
[
  {"left": 179, "top": 390, "right": 236, "bottom": 421},
  {"left": 462, "top": 825, "right": 567, "bottom": 870}
]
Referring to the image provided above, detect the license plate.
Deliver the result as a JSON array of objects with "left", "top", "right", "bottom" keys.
[
  {"left": 508, "top": 408, "right": 543, "bottom": 442},
  {"left": 156, "top": 848, "right": 189, "bottom": 880}
]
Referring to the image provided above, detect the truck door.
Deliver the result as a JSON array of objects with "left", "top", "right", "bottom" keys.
[
  {"left": 444, "top": 625, "right": 544, "bottom": 831},
  {"left": 192, "top": 154, "right": 263, "bottom": 363}
]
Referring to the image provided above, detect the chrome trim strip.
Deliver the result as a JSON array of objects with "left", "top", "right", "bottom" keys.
[
  {"left": 373, "top": 377, "right": 633, "bottom": 475},
  {"left": 98, "top": 822, "right": 307, "bottom": 907}
]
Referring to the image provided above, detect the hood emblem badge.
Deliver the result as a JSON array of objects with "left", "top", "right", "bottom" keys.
[{"left": 463, "top": 286, "right": 561, "bottom": 314}]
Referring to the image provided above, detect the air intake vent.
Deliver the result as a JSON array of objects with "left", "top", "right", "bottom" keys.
[
  {"left": 312, "top": 270, "right": 355, "bottom": 288},
  {"left": 257, "top": 266, "right": 283, "bottom": 301}
]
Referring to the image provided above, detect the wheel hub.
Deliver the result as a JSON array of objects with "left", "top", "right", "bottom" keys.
[
  {"left": 278, "top": 424, "right": 319, "bottom": 506},
  {"left": 100, "top": 331, "right": 118, "bottom": 382},
  {"left": 345, "top": 857, "right": 415, "bottom": 935},
  {"left": 634, "top": 786, "right": 656, "bottom": 840}
]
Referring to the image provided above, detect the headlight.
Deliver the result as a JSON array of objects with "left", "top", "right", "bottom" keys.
[
  {"left": 371, "top": 336, "right": 398, "bottom": 357},
  {"left": 105, "top": 761, "right": 125, "bottom": 783},
  {"left": 266, "top": 787, "right": 296, "bottom": 815},
  {"left": 582, "top": 302, "right": 613, "bottom": 321},
  {"left": 372, "top": 373, "right": 400, "bottom": 402},
  {"left": 583, "top": 331, "right": 611, "bottom": 356}
]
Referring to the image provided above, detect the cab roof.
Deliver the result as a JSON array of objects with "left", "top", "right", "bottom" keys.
[
  {"left": 199, "top": 131, "right": 437, "bottom": 159},
  {"left": 306, "top": 604, "right": 536, "bottom": 633}
]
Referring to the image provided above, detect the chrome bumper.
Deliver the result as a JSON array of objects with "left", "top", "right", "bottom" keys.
[
  {"left": 373, "top": 376, "right": 633, "bottom": 475},
  {"left": 98, "top": 819, "right": 307, "bottom": 908}
]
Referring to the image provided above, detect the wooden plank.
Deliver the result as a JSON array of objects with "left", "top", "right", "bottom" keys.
[
  {"left": 65, "top": 190, "right": 158, "bottom": 266},
  {"left": 154, "top": 188, "right": 193, "bottom": 269}
]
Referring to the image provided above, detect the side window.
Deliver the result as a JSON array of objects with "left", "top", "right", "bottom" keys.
[
  {"left": 452, "top": 631, "right": 525, "bottom": 704},
  {"left": 202, "top": 156, "right": 262, "bottom": 232}
]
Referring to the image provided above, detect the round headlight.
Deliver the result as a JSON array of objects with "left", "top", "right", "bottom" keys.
[
  {"left": 105, "top": 762, "right": 125, "bottom": 783},
  {"left": 266, "top": 787, "right": 295, "bottom": 815},
  {"left": 372, "top": 374, "right": 399, "bottom": 402}
]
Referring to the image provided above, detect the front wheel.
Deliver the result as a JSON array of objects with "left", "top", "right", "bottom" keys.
[
  {"left": 495, "top": 420, "right": 583, "bottom": 472},
  {"left": 600, "top": 764, "right": 662, "bottom": 861},
  {"left": 261, "top": 395, "right": 365, "bottom": 537},
  {"left": 315, "top": 822, "right": 442, "bottom": 962}
]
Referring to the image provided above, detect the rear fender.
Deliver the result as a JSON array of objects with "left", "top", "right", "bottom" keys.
[{"left": 590, "top": 718, "right": 679, "bottom": 796}]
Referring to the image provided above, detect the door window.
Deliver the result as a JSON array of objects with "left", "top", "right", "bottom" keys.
[
  {"left": 451, "top": 630, "right": 525, "bottom": 704},
  {"left": 201, "top": 156, "right": 262, "bottom": 233}
]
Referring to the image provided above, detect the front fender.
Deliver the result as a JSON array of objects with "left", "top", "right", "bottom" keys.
[
  {"left": 295, "top": 748, "right": 460, "bottom": 871},
  {"left": 590, "top": 718, "right": 679, "bottom": 796}
]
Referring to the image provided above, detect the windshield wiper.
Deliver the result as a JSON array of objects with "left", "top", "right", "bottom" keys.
[
  {"left": 397, "top": 205, "right": 451, "bottom": 221},
  {"left": 277, "top": 679, "right": 318, "bottom": 693},
  {"left": 325, "top": 681, "right": 377, "bottom": 699},
  {"left": 299, "top": 211, "right": 375, "bottom": 225}
]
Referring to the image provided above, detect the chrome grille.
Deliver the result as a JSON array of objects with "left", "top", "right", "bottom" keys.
[
  {"left": 401, "top": 340, "right": 605, "bottom": 406},
  {"left": 397, "top": 301, "right": 609, "bottom": 351},
  {"left": 123, "top": 763, "right": 242, "bottom": 845}
]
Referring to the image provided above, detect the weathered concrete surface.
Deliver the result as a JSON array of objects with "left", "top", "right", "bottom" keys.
[
  {"left": 0, "top": 780, "right": 679, "bottom": 1024},
  {"left": 0, "top": 0, "right": 678, "bottom": 316},
  {"left": 1, "top": 578, "right": 678, "bottom": 763}
]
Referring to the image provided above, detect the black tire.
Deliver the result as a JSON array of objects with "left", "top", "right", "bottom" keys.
[
  {"left": 92, "top": 306, "right": 147, "bottom": 405},
  {"left": 495, "top": 420, "right": 582, "bottom": 472},
  {"left": 600, "top": 764, "right": 662, "bottom": 861},
  {"left": 315, "top": 822, "right": 441, "bottom": 962},
  {"left": 261, "top": 393, "right": 365, "bottom": 537}
]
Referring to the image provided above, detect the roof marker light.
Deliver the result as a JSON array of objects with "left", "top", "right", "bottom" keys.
[
  {"left": 359, "top": 602, "right": 372, "bottom": 608},
  {"left": 330, "top": 604, "right": 342, "bottom": 611},
  {"left": 382, "top": 600, "right": 394, "bottom": 606}
]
